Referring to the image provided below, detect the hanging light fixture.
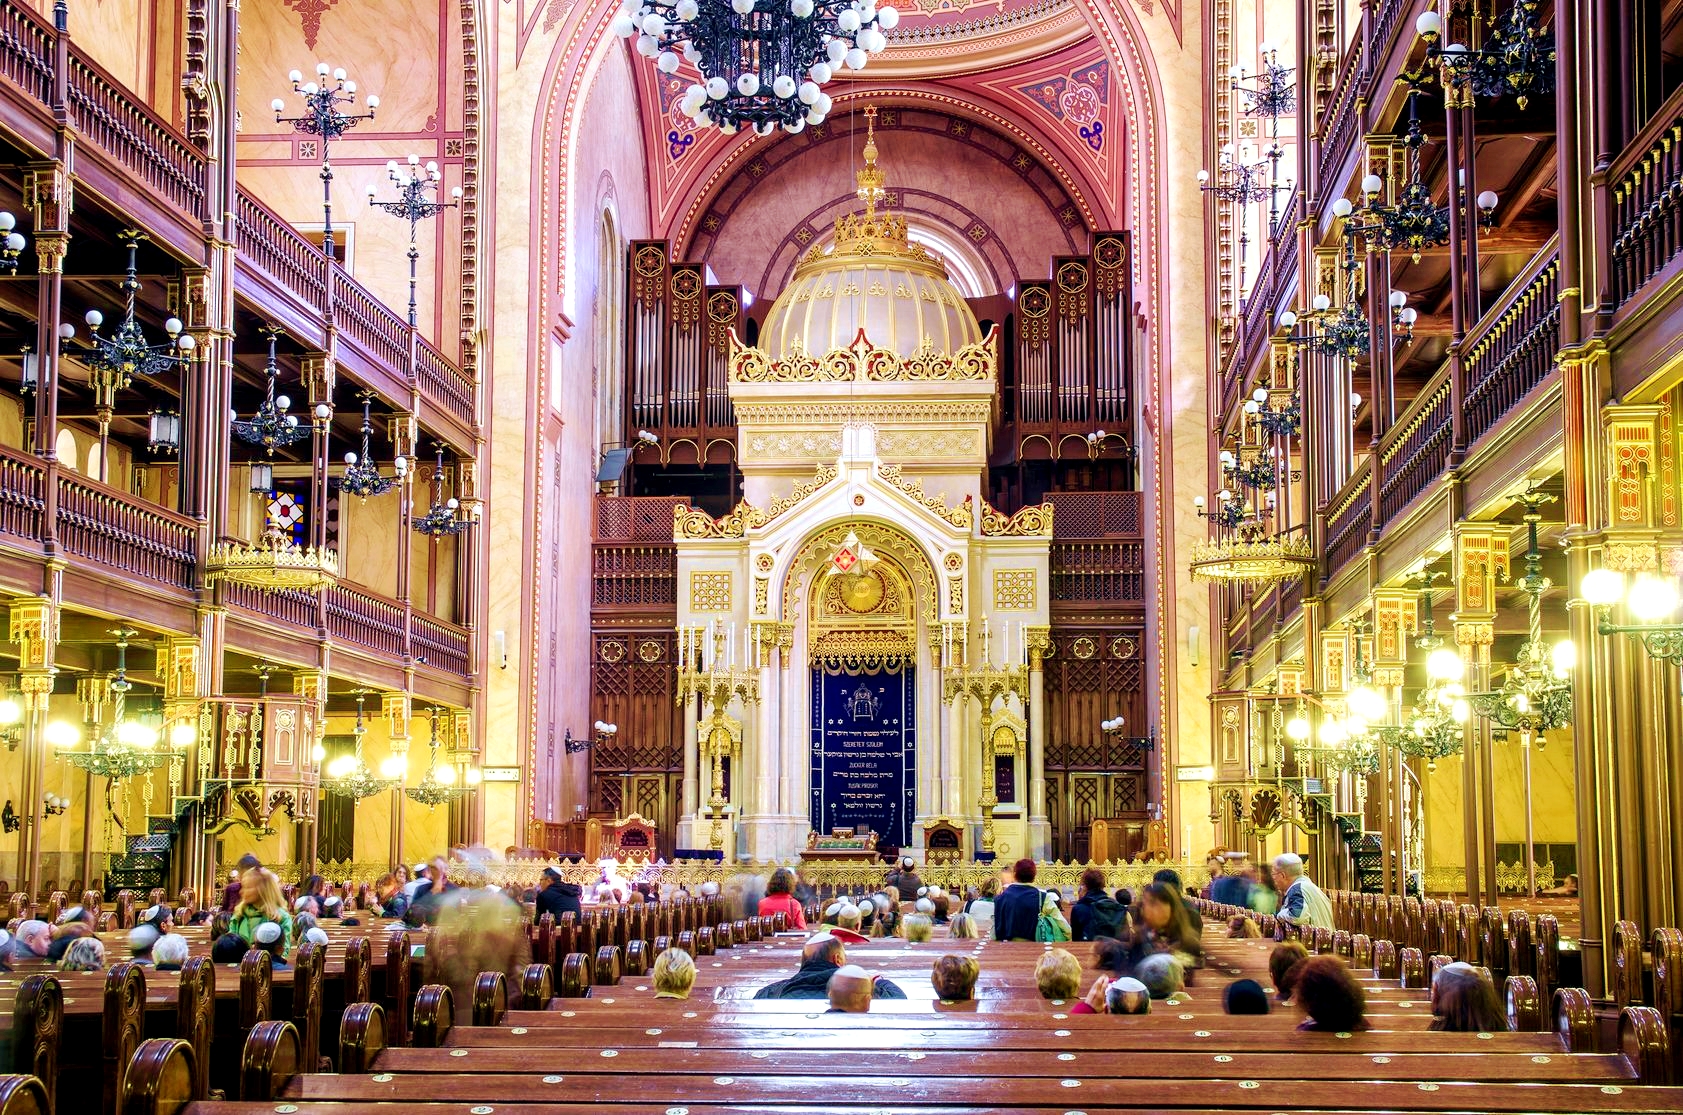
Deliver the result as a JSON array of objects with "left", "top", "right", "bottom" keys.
[
  {"left": 1354, "top": 93, "right": 1450, "bottom": 263},
  {"left": 612, "top": 0, "right": 899, "bottom": 134},
  {"left": 0, "top": 211, "right": 26, "bottom": 275},
  {"left": 1277, "top": 222, "right": 1371, "bottom": 360},
  {"left": 1372, "top": 571, "right": 1470, "bottom": 770},
  {"left": 70, "top": 231, "right": 195, "bottom": 381},
  {"left": 1468, "top": 492, "right": 1573, "bottom": 743},
  {"left": 322, "top": 689, "right": 402, "bottom": 802},
  {"left": 147, "top": 410, "right": 181, "bottom": 455},
  {"left": 404, "top": 707, "right": 479, "bottom": 807},
  {"left": 272, "top": 63, "right": 378, "bottom": 259},
  {"left": 55, "top": 630, "right": 183, "bottom": 780},
  {"left": 368, "top": 155, "right": 462, "bottom": 328},
  {"left": 339, "top": 393, "right": 403, "bottom": 499},
  {"left": 411, "top": 445, "right": 473, "bottom": 539},
  {"left": 1243, "top": 387, "right": 1301, "bottom": 437},
  {"left": 1416, "top": 3, "right": 1556, "bottom": 110},
  {"left": 233, "top": 327, "right": 311, "bottom": 454}
]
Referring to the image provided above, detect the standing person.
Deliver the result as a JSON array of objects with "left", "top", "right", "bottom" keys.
[
  {"left": 758, "top": 867, "right": 808, "bottom": 930},
  {"left": 1272, "top": 852, "right": 1335, "bottom": 929},
  {"left": 1070, "top": 868, "right": 1128, "bottom": 941},
  {"left": 230, "top": 868, "right": 294, "bottom": 956},
  {"left": 1151, "top": 869, "right": 1203, "bottom": 934},
  {"left": 533, "top": 866, "right": 583, "bottom": 922},
  {"left": 992, "top": 858, "right": 1045, "bottom": 942},
  {"left": 223, "top": 854, "right": 260, "bottom": 911},
  {"left": 892, "top": 857, "right": 922, "bottom": 902},
  {"left": 1244, "top": 865, "right": 1279, "bottom": 915},
  {"left": 1207, "top": 856, "right": 1252, "bottom": 906}
]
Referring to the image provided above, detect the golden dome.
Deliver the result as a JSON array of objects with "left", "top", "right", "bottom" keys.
[{"left": 759, "top": 106, "right": 983, "bottom": 359}]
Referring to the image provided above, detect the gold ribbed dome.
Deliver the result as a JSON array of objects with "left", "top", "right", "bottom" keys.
[{"left": 759, "top": 107, "right": 983, "bottom": 359}]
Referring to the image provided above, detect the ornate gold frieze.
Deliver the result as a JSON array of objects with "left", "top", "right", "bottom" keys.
[
  {"left": 731, "top": 331, "right": 997, "bottom": 384},
  {"left": 674, "top": 464, "right": 838, "bottom": 540},
  {"left": 810, "top": 628, "right": 916, "bottom": 668},
  {"left": 980, "top": 499, "right": 1055, "bottom": 537},
  {"left": 876, "top": 464, "right": 973, "bottom": 527}
]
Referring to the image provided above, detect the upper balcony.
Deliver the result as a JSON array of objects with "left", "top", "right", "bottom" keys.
[{"left": 0, "top": 0, "right": 475, "bottom": 449}]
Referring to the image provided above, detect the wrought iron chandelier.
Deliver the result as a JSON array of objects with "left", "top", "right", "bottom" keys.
[
  {"left": 405, "top": 707, "right": 480, "bottom": 807},
  {"left": 1244, "top": 386, "right": 1301, "bottom": 437},
  {"left": 613, "top": 0, "right": 898, "bottom": 133},
  {"left": 367, "top": 155, "right": 461, "bottom": 327},
  {"left": 74, "top": 231, "right": 195, "bottom": 381},
  {"left": 0, "top": 210, "right": 26, "bottom": 275},
  {"left": 1582, "top": 564, "right": 1683, "bottom": 664},
  {"left": 272, "top": 63, "right": 378, "bottom": 258},
  {"left": 1230, "top": 44, "right": 1296, "bottom": 118},
  {"left": 411, "top": 445, "right": 474, "bottom": 539},
  {"left": 1373, "top": 573, "right": 1469, "bottom": 770},
  {"left": 234, "top": 328, "right": 312, "bottom": 454},
  {"left": 1467, "top": 493, "right": 1573, "bottom": 743},
  {"left": 1356, "top": 95, "right": 1450, "bottom": 263},
  {"left": 322, "top": 690, "right": 403, "bottom": 802},
  {"left": 340, "top": 393, "right": 403, "bottom": 499},
  {"left": 54, "top": 630, "right": 178, "bottom": 780},
  {"left": 1417, "top": 2, "right": 1555, "bottom": 110},
  {"left": 1279, "top": 227, "right": 1372, "bottom": 360}
]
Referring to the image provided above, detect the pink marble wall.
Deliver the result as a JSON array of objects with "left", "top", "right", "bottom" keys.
[{"left": 534, "top": 42, "right": 652, "bottom": 821}]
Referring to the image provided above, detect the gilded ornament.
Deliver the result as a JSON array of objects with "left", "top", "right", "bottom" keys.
[
  {"left": 689, "top": 571, "right": 733, "bottom": 612},
  {"left": 993, "top": 568, "right": 1037, "bottom": 610},
  {"left": 980, "top": 499, "right": 1055, "bottom": 537},
  {"left": 943, "top": 552, "right": 963, "bottom": 573},
  {"left": 1072, "top": 636, "right": 1097, "bottom": 660},
  {"left": 636, "top": 640, "right": 663, "bottom": 663},
  {"left": 876, "top": 464, "right": 974, "bottom": 528}
]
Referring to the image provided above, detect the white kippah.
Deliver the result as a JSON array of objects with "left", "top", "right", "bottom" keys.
[
  {"left": 0, "top": 929, "right": 11, "bottom": 949},
  {"left": 825, "top": 901, "right": 844, "bottom": 916},
  {"left": 914, "top": 898, "right": 935, "bottom": 914},
  {"left": 833, "top": 964, "right": 868, "bottom": 979},
  {"left": 143, "top": 904, "right": 162, "bottom": 922},
  {"left": 128, "top": 925, "right": 160, "bottom": 952},
  {"left": 254, "top": 921, "right": 283, "bottom": 945},
  {"left": 838, "top": 903, "right": 860, "bottom": 918},
  {"left": 56, "top": 905, "right": 84, "bottom": 925},
  {"left": 304, "top": 927, "right": 329, "bottom": 946},
  {"left": 806, "top": 931, "right": 836, "bottom": 944},
  {"left": 294, "top": 896, "right": 313, "bottom": 911}
]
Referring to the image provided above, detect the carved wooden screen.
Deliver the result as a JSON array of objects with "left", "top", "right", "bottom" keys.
[{"left": 1043, "top": 628, "right": 1149, "bottom": 862}]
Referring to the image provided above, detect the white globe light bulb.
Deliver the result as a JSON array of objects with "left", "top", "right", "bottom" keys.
[
  {"left": 791, "top": 0, "right": 814, "bottom": 14},
  {"left": 773, "top": 74, "right": 796, "bottom": 98},
  {"left": 706, "top": 76, "right": 729, "bottom": 99},
  {"left": 827, "top": 39, "right": 847, "bottom": 64},
  {"left": 845, "top": 47, "right": 868, "bottom": 69},
  {"left": 636, "top": 35, "right": 660, "bottom": 57},
  {"left": 1580, "top": 568, "right": 1624, "bottom": 606},
  {"left": 275, "top": 394, "right": 291, "bottom": 411},
  {"left": 676, "top": 0, "right": 699, "bottom": 18},
  {"left": 878, "top": 6, "right": 899, "bottom": 29},
  {"left": 345, "top": 452, "right": 358, "bottom": 465},
  {"left": 1312, "top": 293, "right": 1332, "bottom": 311},
  {"left": 838, "top": 9, "right": 860, "bottom": 31},
  {"left": 737, "top": 72, "right": 760, "bottom": 96},
  {"left": 1426, "top": 648, "right": 1464, "bottom": 682},
  {"left": 271, "top": 98, "right": 286, "bottom": 113},
  {"left": 1331, "top": 197, "right": 1353, "bottom": 218},
  {"left": 609, "top": 13, "right": 636, "bottom": 36},
  {"left": 810, "top": 62, "right": 833, "bottom": 84},
  {"left": 1416, "top": 11, "right": 1442, "bottom": 37},
  {"left": 640, "top": 13, "right": 664, "bottom": 36},
  {"left": 657, "top": 51, "right": 680, "bottom": 73},
  {"left": 1362, "top": 174, "right": 1383, "bottom": 195},
  {"left": 798, "top": 80, "right": 820, "bottom": 105},
  {"left": 1628, "top": 573, "right": 1680, "bottom": 621}
]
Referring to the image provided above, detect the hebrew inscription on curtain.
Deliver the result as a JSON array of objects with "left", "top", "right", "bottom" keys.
[{"left": 810, "top": 662, "right": 916, "bottom": 848}]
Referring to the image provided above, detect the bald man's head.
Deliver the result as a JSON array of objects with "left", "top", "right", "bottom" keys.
[
  {"left": 827, "top": 965, "right": 873, "bottom": 1013},
  {"left": 803, "top": 933, "right": 847, "bottom": 967}
]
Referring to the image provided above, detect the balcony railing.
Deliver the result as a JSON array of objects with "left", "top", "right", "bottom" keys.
[
  {"left": 235, "top": 191, "right": 329, "bottom": 312},
  {"left": 1317, "top": 39, "right": 1363, "bottom": 193},
  {"left": 0, "top": 445, "right": 45, "bottom": 542},
  {"left": 1609, "top": 82, "right": 1683, "bottom": 308},
  {"left": 1324, "top": 460, "right": 1372, "bottom": 578},
  {"left": 1051, "top": 540, "right": 1144, "bottom": 606},
  {"left": 416, "top": 336, "right": 475, "bottom": 425},
  {"left": 55, "top": 472, "right": 196, "bottom": 589},
  {"left": 220, "top": 580, "right": 319, "bottom": 631},
  {"left": 1377, "top": 370, "right": 1452, "bottom": 524},
  {"left": 66, "top": 52, "right": 205, "bottom": 219},
  {"left": 412, "top": 614, "right": 471, "bottom": 677},
  {"left": 0, "top": 0, "right": 52, "bottom": 105},
  {"left": 1464, "top": 240, "right": 1561, "bottom": 446},
  {"left": 326, "top": 583, "right": 407, "bottom": 659},
  {"left": 1044, "top": 491, "right": 1143, "bottom": 537}
]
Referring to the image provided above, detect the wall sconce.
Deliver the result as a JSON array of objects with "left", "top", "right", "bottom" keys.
[
  {"left": 565, "top": 720, "right": 617, "bottom": 754},
  {"left": 148, "top": 410, "right": 181, "bottom": 455},
  {"left": 43, "top": 792, "right": 69, "bottom": 817},
  {"left": 1, "top": 801, "right": 16, "bottom": 833}
]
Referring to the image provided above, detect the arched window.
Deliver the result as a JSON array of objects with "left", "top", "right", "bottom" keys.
[
  {"left": 593, "top": 202, "right": 627, "bottom": 451},
  {"left": 55, "top": 430, "right": 78, "bottom": 473}
]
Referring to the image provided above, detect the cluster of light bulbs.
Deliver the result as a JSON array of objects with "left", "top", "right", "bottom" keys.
[
  {"left": 1581, "top": 569, "right": 1682, "bottom": 620},
  {"left": 269, "top": 63, "right": 380, "bottom": 115},
  {"left": 1286, "top": 683, "right": 1387, "bottom": 746},
  {"left": 42, "top": 719, "right": 196, "bottom": 750},
  {"left": 611, "top": 0, "right": 900, "bottom": 135}
]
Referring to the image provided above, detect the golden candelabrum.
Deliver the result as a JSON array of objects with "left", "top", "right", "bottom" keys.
[
  {"left": 676, "top": 626, "right": 760, "bottom": 851},
  {"left": 942, "top": 622, "right": 1027, "bottom": 858}
]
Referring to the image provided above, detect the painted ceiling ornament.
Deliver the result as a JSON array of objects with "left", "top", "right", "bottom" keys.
[{"left": 611, "top": 0, "right": 898, "bottom": 134}]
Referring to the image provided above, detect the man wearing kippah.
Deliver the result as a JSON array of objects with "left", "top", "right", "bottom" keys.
[{"left": 754, "top": 932, "right": 906, "bottom": 999}]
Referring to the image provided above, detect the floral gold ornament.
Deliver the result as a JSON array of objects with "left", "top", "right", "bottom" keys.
[{"left": 205, "top": 521, "right": 339, "bottom": 592}]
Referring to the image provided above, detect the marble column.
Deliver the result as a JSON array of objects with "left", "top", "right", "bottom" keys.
[{"left": 1027, "top": 626, "right": 1051, "bottom": 858}]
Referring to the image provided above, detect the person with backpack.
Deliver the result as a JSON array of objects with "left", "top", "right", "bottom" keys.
[
  {"left": 1070, "top": 868, "right": 1129, "bottom": 941},
  {"left": 1035, "top": 889, "right": 1072, "bottom": 942}
]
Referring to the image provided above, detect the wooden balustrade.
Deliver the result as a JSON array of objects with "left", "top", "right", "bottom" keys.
[
  {"left": 65, "top": 53, "right": 204, "bottom": 219},
  {"left": 0, "top": 0, "right": 53, "bottom": 104},
  {"left": 235, "top": 191, "right": 329, "bottom": 312},
  {"left": 1044, "top": 490, "right": 1142, "bottom": 536},
  {"left": 55, "top": 473, "right": 195, "bottom": 589},
  {"left": 417, "top": 337, "right": 474, "bottom": 425},
  {"left": 0, "top": 445, "right": 46, "bottom": 543},
  {"left": 1050, "top": 541, "right": 1144, "bottom": 606},
  {"left": 1316, "top": 40, "right": 1363, "bottom": 192},
  {"left": 1463, "top": 241, "right": 1561, "bottom": 446},
  {"left": 412, "top": 615, "right": 471, "bottom": 676},
  {"left": 593, "top": 545, "right": 676, "bottom": 610},
  {"left": 1365, "top": 0, "right": 1410, "bottom": 86},
  {"left": 1377, "top": 372, "right": 1452, "bottom": 523},
  {"left": 1609, "top": 82, "right": 1683, "bottom": 308},
  {"left": 1323, "top": 460, "right": 1372, "bottom": 579},
  {"left": 221, "top": 580, "right": 319, "bottom": 630},
  {"left": 594, "top": 496, "right": 685, "bottom": 541},
  {"left": 333, "top": 271, "right": 409, "bottom": 375},
  {"left": 326, "top": 584, "right": 407, "bottom": 658}
]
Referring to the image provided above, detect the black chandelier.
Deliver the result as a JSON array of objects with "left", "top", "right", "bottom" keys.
[
  {"left": 340, "top": 393, "right": 403, "bottom": 499},
  {"left": 233, "top": 327, "right": 311, "bottom": 454},
  {"left": 272, "top": 63, "right": 378, "bottom": 259},
  {"left": 613, "top": 0, "right": 898, "bottom": 133},
  {"left": 0, "top": 210, "right": 26, "bottom": 275},
  {"left": 1230, "top": 44, "right": 1295, "bottom": 119},
  {"left": 1244, "top": 386, "right": 1301, "bottom": 438},
  {"left": 1279, "top": 231, "right": 1372, "bottom": 361},
  {"left": 1416, "top": 2, "right": 1555, "bottom": 110},
  {"left": 1356, "top": 95, "right": 1450, "bottom": 263},
  {"left": 367, "top": 155, "right": 461, "bottom": 328},
  {"left": 76, "top": 231, "right": 194, "bottom": 380},
  {"left": 411, "top": 445, "right": 473, "bottom": 539}
]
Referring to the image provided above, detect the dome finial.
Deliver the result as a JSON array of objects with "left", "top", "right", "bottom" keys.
[{"left": 855, "top": 105, "right": 886, "bottom": 219}]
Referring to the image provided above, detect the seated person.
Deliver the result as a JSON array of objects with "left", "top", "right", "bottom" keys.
[
  {"left": 753, "top": 933, "right": 905, "bottom": 999},
  {"left": 1034, "top": 948, "right": 1082, "bottom": 1000},
  {"left": 757, "top": 868, "right": 807, "bottom": 930},
  {"left": 60, "top": 936, "right": 105, "bottom": 972},
  {"left": 929, "top": 888, "right": 951, "bottom": 924},
  {"left": 1151, "top": 869, "right": 1204, "bottom": 934},
  {"left": 1223, "top": 978, "right": 1270, "bottom": 1014},
  {"left": 302, "top": 926, "right": 331, "bottom": 949},
  {"left": 652, "top": 947, "right": 696, "bottom": 1000},
  {"left": 1541, "top": 873, "right": 1578, "bottom": 898},
  {"left": 138, "top": 904, "right": 174, "bottom": 934},
  {"left": 1269, "top": 940, "right": 1309, "bottom": 1002},
  {"left": 1071, "top": 975, "right": 1151, "bottom": 1015},
  {"left": 901, "top": 913, "right": 933, "bottom": 943},
  {"left": 947, "top": 912, "right": 979, "bottom": 939},
  {"left": 1292, "top": 955, "right": 1368, "bottom": 1032},
  {"left": 930, "top": 954, "right": 979, "bottom": 1002},
  {"left": 210, "top": 932, "right": 250, "bottom": 964},
  {"left": 128, "top": 924, "right": 161, "bottom": 965},
  {"left": 829, "top": 902, "right": 869, "bottom": 944},
  {"left": 1134, "top": 952, "right": 1185, "bottom": 1000},
  {"left": 47, "top": 906, "right": 94, "bottom": 962},
  {"left": 252, "top": 921, "right": 290, "bottom": 968},
  {"left": 152, "top": 934, "right": 190, "bottom": 972},
  {"left": 1134, "top": 881, "right": 1203, "bottom": 967},
  {"left": 1429, "top": 961, "right": 1508, "bottom": 1033},
  {"left": 13, "top": 920, "right": 50, "bottom": 960},
  {"left": 826, "top": 964, "right": 876, "bottom": 1013},
  {"left": 1228, "top": 915, "right": 1262, "bottom": 938}
]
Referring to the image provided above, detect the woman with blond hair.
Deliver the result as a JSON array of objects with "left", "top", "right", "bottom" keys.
[
  {"left": 1034, "top": 948, "right": 1082, "bottom": 1000},
  {"left": 230, "top": 868, "right": 293, "bottom": 956},
  {"left": 653, "top": 948, "right": 697, "bottom": 999},
  {"left": 947, "top": 912, "right": 979, "bottom": 939},
  {"left": 901, "top": 913, "right": 933, "bottom": 942},
  {"left": 59, "top": 936, "right": 106, "bottom": 972}
]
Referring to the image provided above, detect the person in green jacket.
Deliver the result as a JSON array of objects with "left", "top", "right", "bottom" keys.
[{"left": 229, "top": 867, "right": 294, "bottom": 957}]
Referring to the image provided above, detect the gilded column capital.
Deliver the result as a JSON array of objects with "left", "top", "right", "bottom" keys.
[
  {"left": 24, "top": 164, "right": 72, "bottom": 229},
  {"left": 383, "top": 692, "right": 413, "bottom": 754},
  {"left": 16, "top": 673, "right": 53, "bottom": 713},
  {"left": 293, "top": 670, "right": 328, "bottom": 707},
  {"left": 1024, "top": 624, "right": 1051, "bottom": 670},
  {"left": 156, "top": 637, "right": 202, "bottom": 700},
  {"left": 33, "top": 233, "right": 68, "bottom": 274},
  {"left": 300, "top": 354, "right": 336, "bottom": 407}
]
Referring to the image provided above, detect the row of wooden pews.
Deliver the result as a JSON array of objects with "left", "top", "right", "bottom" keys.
[{"left": 77, "top": 895, "right": 1683, "bottom": 1115}]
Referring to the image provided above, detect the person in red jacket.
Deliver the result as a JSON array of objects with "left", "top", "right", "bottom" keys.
[{"left": 757, "top": 867, "right": 807, "bottom": 930}]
